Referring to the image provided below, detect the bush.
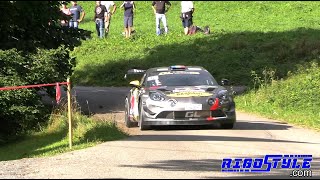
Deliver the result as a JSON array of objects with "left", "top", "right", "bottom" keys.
[{"left": 0, "top": 47, "right": 75, "bottom": 144}]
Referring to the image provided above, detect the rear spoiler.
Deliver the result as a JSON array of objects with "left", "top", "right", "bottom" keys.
[{"left": 124, "top": 69, "right": 146, "bottom": 79}]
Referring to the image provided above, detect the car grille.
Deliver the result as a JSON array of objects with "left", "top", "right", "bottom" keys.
[
  {"left": 211, "top": 110, "right": 226, "bottom": 117},
  {"left": 156, "top": 110, "right": 226, "bottom": 119}
]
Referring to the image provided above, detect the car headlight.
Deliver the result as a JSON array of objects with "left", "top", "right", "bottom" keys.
[
  {"left": 207, "top": 98, "right": 215, "bottom": 106},
  {"left": 149, "top": 92, "right": 166, "bottom": 101},
  {"left": 217, "top": 90, "right": 229, "bottom": 101}
]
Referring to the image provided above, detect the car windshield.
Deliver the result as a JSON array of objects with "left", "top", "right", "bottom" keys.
[{"left": 145, "top": 71, "right": 219, "bottom": 87}]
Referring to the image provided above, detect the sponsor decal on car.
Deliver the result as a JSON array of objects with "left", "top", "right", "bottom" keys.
[
  {"left": 147, "top": 75, "right": 159, "bottom": 81},
  {"left": 168, "top": 91, "right": 212, "bottom": 97},
  {"left": 184, "top": 104, "right": 203, "bottom": 110},
  {"left": 173, "top": 88, "right": 205, "bottom": 93}
]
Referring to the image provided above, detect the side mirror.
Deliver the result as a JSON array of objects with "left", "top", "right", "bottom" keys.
[
  {"left": 129, "top": 80, "right": 140, "bottom": 87},
  {"left": 221, "top": 79, "right": 229, "bottom": 86}
]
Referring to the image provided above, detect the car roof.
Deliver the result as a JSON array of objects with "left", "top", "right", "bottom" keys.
[{"left": 146, "top": 66, "right": 207, "bottom": 75}]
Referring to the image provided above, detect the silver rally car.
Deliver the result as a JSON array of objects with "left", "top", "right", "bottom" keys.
[{"left": 124, "top": 65, "right": 236, "bottom": 130}]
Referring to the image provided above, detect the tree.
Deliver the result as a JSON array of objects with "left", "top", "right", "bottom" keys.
[{"left": 0, "top": 1, "right": 91, "bottom": 144}]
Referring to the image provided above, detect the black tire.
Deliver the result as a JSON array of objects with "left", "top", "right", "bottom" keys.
[
  {"left": 220, "top": 123, "right": 234, "bottom": 129},
  {"left": 124, "top": 98, "right": 133, "bottom": 128},
  {"left": 139, "top": 101, "right": 151, "bottom": 131}
]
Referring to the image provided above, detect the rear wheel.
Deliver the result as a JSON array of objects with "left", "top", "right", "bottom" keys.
[
  {"left": 220, "top": 123, "right": 234, "bottom": 129},
  {"left": 124, "top": 98, "right": 133, "bottom": 128},
  {"left": 139, "top": 101, "right": 151, "bottom": 131}
]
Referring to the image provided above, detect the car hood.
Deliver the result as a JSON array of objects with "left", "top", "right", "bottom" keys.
[{"left": 147, "top": 86, "right": 226, "bottom": 98}]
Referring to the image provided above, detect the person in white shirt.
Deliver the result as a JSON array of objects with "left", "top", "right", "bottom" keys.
[
  {"left": 180, "top": 1, "right": 194, "bottom": 35},
  {"left": 101, "top": 1, "right": 117, "bottom": 33}
]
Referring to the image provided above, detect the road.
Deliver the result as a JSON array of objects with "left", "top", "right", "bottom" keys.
[{"left": 0, "top": 86, "right": 319, "bottom": 179}]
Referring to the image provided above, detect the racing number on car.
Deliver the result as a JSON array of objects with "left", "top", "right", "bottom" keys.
[{"left": 185, "top": 111, "right": 201, "bottom": 118}]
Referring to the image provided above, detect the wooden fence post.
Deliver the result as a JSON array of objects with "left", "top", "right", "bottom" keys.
[{"left": 67, "top": 78, "right": 72, "bottom": 149}]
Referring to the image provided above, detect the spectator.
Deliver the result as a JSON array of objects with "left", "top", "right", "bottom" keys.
[
  {"left": 94, "top": 1, "right": 108, "bottom": 39},
  {"left": 60, "top": 2, "right": 71, "bottom": 27},
  {"left": 188, "top": 25, "right": 211, "bottom": 35},
  {"left": 180, "top": 1, "right": 194, "bottom": 35},
  {"left": 120, "top": 1, "right": 135, "bottom": 38},
  {"left": 101, "top": 1, "right": 117, "bottom": 34},
  {"left": 152, "top": 1, "right": 171, "bottom": 36},
  {"left": 69, "top": 1, "right": 86, "bottom": 29}
]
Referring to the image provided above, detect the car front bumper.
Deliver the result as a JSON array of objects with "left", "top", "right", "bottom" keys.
[{"left": 142, "top": 112, "right": 236, "bottom": 126}]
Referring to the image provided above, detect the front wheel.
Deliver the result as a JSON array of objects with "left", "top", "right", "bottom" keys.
[
  {"left": 124, "top": 98, "right": 133, "bottom": 128},
  {"left": 139, "top": 101, "right": 151, "bottom": 131}
]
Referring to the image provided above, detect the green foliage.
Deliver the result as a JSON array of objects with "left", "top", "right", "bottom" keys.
[
  {"left": 251, "top": 68, "right": 277, "bottom": 90},
  {"left": 0, "top": 99, "right": 127, "bottom": 161},
  {"left": 235, "top": 61, "right": 320, "bottom": 130},
  {"left": 26, "top": 46, "right": 76, "bottom": 96},
  {"left": 0, "top": 47, "right": 77, "bottom": 144}
]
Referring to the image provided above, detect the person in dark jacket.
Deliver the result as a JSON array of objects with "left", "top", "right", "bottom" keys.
[{"left": 120, "top": 1, "right": 135, "bottom": 38}]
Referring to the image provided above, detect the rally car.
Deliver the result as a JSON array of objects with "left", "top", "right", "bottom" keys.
[{"left": 124, "top": 65, "right": 236, "bottom": 130}]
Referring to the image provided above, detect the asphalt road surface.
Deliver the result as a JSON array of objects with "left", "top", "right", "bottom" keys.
[{"left": 0, "top": 86, "right": 319, "bottom": 179}]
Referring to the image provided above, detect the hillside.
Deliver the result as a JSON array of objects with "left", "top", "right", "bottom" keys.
[{"left": 72, "top": 1, "right": 320, "bottom": 87}]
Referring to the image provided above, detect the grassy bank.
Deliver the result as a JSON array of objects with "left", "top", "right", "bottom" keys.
[
  {"left": 235, "top": 61, "right": 320, "bottom": 130},
  {"left": 72, "top": 1, "right": 320, "bottom": 87},
  {"left": 0, "top": 101, "right": 127, "bottom": 161},
  {"left": 69, "top": 1, "right": 320, "bottom": 130}
]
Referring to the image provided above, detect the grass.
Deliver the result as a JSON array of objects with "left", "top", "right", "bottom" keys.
[
  {"left": 234, "top": 61, "right": 320, "bottom": 131},
  {"left": 0, "top": 99, "right": 128, "bottom": 161},
  {"left": 72, "top": 1, "right": 320, "bottom": 87}
]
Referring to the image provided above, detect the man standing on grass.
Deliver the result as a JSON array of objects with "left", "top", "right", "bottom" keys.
[
  {"left": 152, "top": 1, "right": 171, "bottom": 36},
  {"left": 94, "top": 1, "right": 108, "bottom": 39},
  {"left": 69, "top": 1, "right": 86, "bottom": 29},
  {"left": 101, "top": 1, "right": 117, "bottom": 34},
  {"left": 120, "top": 1, "right": 135, "bottom": 38},
  {"left": 181, "top": 1, "right": 194, "bottom": 35}
]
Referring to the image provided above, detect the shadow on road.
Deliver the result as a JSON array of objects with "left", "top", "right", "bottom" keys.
[
  {"left": 234, "top": 121, "right": 291, "bottom": 130},
  {"left": 41, "top": 87, "right": 130, "bottom": 115},
  {"left": 148, "top": 120, "right": 292, "bottom": 131},
  {"left": 146, "top": 119, "right": 292, "bottom": 131},
  {"left": 72, "top": 87, "right": 130, "bottom": 115},
  {"left": 119, "top": 157, "right": 319, "bottom": 179},
  {"left": 123, "top": 134, "right": 317, "bottom": 144}
]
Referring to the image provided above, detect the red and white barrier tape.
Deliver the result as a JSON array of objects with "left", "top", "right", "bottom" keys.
[{"left": 0, "top": 82, "right": 70, "bottom": 103}]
